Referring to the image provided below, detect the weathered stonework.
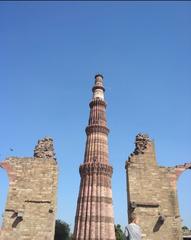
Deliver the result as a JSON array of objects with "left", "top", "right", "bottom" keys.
[
  {"left": 125, "top": 133, "right": 190, "bottom": 240},
  {"left": 0, "top": 137, "right": 58, "bottom": 240},
  {"left": 73, "top": 75, "right": 115, "bottom": 240}
]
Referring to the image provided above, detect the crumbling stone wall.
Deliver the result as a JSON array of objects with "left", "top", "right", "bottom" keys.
[
  {"left": 125, "top": 133, "right": 189, "bottom": 240},
  {"left": 0, "top": 137, "right": 58, "bottom": 240}
]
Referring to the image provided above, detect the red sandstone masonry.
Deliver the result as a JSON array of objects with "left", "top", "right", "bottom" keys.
[{"left": 74, "top": 75, "right": 115, "bottom": 240}]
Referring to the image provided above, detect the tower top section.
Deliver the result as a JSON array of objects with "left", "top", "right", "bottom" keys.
[{"left": 92, "top": 73, "right": 105, "bottom": 100}]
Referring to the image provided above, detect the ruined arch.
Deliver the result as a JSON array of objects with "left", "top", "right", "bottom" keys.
[
  {"left": 0, "top": 162, "right": 10, "bottom": 228},
  {"left": 175, "top": 163, "right": 191, "bottom": 179},
  {"left": 176, "top": 164, "right": 191, "bottom": 229},
  {"left": 126, "top": 134, "right": 184, "bottom": 240},
  {"left": 0, "top": 138, "right": 58, "bottom": 240}
]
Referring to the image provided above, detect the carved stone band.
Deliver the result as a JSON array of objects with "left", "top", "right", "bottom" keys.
[
  {"left": 85, "top": 125, "right": 109, "bottom": 135},
  {"left": 89, "top": 99, "right": 107, "bottom": 108},
  {"left": 92, "top": 85, "right": 105, "bottom": 93},
  {"left": 79, "top": 163, "right": 113, "bottom": 177}
]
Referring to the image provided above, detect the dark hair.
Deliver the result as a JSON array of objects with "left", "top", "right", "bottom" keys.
[{"left": 130, "top": 213, "right": 137, "bottom": 223}]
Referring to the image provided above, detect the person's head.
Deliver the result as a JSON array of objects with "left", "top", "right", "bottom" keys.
[{"left": 130, "top": 213, "right": 139, "bottom": 224}]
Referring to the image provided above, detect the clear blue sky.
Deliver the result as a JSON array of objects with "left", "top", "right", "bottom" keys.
[{"left": 0, "top": 1, "right": 191, "bottom": 230}]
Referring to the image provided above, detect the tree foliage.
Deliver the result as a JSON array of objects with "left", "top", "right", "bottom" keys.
[
  {"left": 182, "top": 226, "right": 189, "bottom": 231},
  {"left": 54, "top": 219, "right": 71, "bottom": 240},
  {"left": 54, "top": 220, "right": 126, "bottom": 240},
  {"left": 182, "top": 225, "right": 191, "bottom": 236},
  {"left": 115, "top": 224, "right": 125, "bottom": 240}
]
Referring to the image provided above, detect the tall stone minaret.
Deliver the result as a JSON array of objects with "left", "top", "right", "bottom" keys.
[{"left": 73, "top": 74, "right": 115, "bottom": 240}]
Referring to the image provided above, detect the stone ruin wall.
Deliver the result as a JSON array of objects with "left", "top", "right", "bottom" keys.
[
  {"left": 0, "top": 133, "right": 190, "bottom": 240},
  {"left": 125, "top": 133, "right": 190, "bottom": 240},
  {"left": 0, "top": 137, "right": 58, "bottom": 240}
]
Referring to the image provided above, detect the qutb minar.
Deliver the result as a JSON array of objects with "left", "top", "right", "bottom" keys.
[{"left": 73, "top": 74, "right": 115, "bottom": 239}]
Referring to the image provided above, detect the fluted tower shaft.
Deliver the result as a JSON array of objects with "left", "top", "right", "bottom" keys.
[{"left": 73, "top": 74, "right": 115, "bottom": 240}]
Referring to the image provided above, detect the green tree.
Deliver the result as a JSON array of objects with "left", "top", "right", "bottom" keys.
[
  {"left": 115, "top": 224, "right": 125, "bottom": 240},
  {"left": 182, "top": 226, "right": 189, "bottom": 231},
  {"left": 182, "top": 225, "right": 191, "bottom": 236},
  {"left": 54, "top": 219, "right": 71, "bottom": 240}
]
